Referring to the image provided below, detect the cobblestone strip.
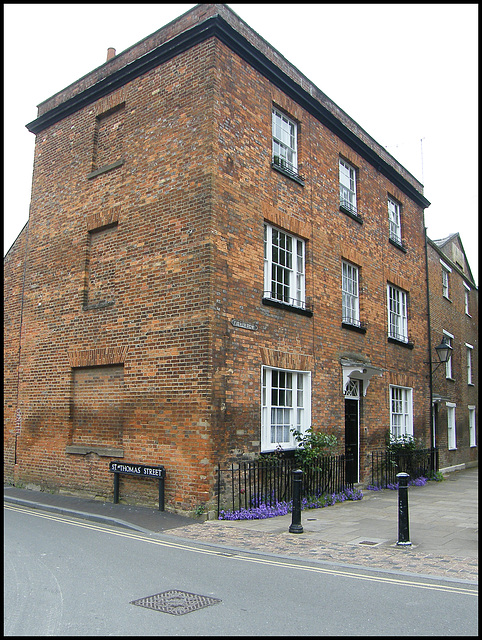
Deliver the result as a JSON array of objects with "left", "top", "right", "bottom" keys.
[{"left": 167, "top": 522, "right": 478, "bottom": 583}]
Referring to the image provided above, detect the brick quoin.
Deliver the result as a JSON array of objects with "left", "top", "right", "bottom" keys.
[{"left": 5, "top": 4, "right": 474, "bottom": 515}]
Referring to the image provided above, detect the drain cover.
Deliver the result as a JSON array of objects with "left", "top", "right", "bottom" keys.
[
  {"left": 130, "top": 590, "right": 221, "bottom": 616},
  {"left": 359, "top": 540, "right": 379, "bottom": 546}
]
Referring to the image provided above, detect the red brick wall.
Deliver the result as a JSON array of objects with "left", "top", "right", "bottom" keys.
[
  {"left": 209, "top": 41, "right": 431, "bottom": 478},
  {"left": 4, "top": 225, "right": 29, "bottom": 473},
  {"left": 427, "top": 240, "right": 478, "bottom": 469},
  {"left": 6, "top": 41, "right": 218, "bottom": 510}
]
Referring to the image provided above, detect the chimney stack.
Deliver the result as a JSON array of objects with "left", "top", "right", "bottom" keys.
[{"left": 106, "top": 47, "right": 116, "bottom": 61}]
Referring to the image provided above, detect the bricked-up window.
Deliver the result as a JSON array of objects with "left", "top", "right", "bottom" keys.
[
  {"left": 71, "top": 365, "right": 124, "bottom": 448},
  {"left": 468, "top": 406, "right": 476, "bottom": 447},
  {"left": 339, "top": 158, "right": 357, "bottom": 215},
  {"left": 388, "top": 197, "right": 402, "bottom": 244},
  {"left": 387, "top": 284, "right": 408, "bottom": 343},
  {"left": 261, "top": 367, "right": 311, "bottom": 452},
  {"left": 272, "top": 108, "right": 298, "bottom": 173},
  {"left": 264, "top": 224, "right": 305, "bottom": 309},
  {"left": 447, "top": 402, "right": 457, "bottom": 449},
  {"left": 390, "top": 386, "right": 413, "bottom": 439},
  {"left": 84, "top": 224, "right": 118, "bottom": 309},
  {"left": 93, "top": 103, "right": 125, "bottom": 171},
  {"left": 342, "top": 261, "right": 360, "bottom": 326}
]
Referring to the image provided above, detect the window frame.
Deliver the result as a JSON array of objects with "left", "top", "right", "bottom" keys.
[
  {"left": 468, "top": 406, "right": 476, "bottom": 447},
  {"left": 261, "top": 366, "right": 311, "bottom": 452},
  {"left": 464, "top": 283, "right": 471, "bottom": 316},
  {"left": 443, "top": 331, "right": 454, "bottom": 379},
  {"left": 272, "top": 108, "right": 298, "bottom": 173},
  {"left": 339, "top": 158, "right": 358, "bottom": 216},
  {"left": 447, "top": 402, "right": 457, "bottom": 450},
  {"left": 440, "top": 260, "right": 451, "bottom": 299},
  {"left": 389, "top": 385, "right": 413, "bottom": 440},
  {"left": 387, "top": 284, "right": 409, "bottom": 343},
  {"left": 342, "top": 260, "right": 360, "bottom": 327},
  {"left": 263, "top": 223, "right": 306, "bottom": 311},
  {"left": 466, "top": 343, "right": 473, "bottom": 385},
  {"left": 388, "top": 196, "right": 403, "bottom": 245}
]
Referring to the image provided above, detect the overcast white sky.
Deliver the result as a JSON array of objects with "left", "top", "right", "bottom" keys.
[{"left": 4, "top": 3, "right": 478, "bottom": 283}]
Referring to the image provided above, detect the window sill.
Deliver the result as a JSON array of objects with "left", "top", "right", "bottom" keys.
[
  {"left": 260, "top": 447, "right": 296, "bottom": 455},
  {"left": 262, "top": 297, "right": 313, "bottom": 317},
  {"left": 83, "top": 300, "right": 115, "bottom": 311},
  {"left": 388, "top": 336, "right": 414, "bottom": 349},
  {"left": 87, "top": 159, "right": 124, "bottom": 179},
  {"left": 389, "top": 237, "right": 407, "bottom": 253},
  {"left": 66, "top": 445, "right": 124, "bottom": 457},
  {"left": 339, "top": 204, "right": 363, "bottom": 224},
  {"left": 271, "top": 162, "right": 305, "bottom": 186},
  {"left": 342, "top": 321, "right": 367, "bottom": 334}
]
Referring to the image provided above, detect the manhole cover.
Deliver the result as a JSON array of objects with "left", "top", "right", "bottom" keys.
[
  {"left": 348, "top": 536, "right": 387, "bottom": 547},
  {"left": 130, "top": 590, "right": 221, "bottom": 616}
]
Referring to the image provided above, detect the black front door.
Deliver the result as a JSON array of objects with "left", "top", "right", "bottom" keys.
[{"left": 345, "top": 398, "right": 359, "bottom": 484}]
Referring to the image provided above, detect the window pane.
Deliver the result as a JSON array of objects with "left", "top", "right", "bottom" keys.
[
  {"left": 272, "top": 109, "right": 297, "bottom": 170},
  {"left": 262, "top": 367, "right": 310, "bottom": 451},
  {"left": 265, "top": 224, "right": 305, "bottom": 308},
  {"left": 390, "top": 387, "right": 412, "bottom": 438}
]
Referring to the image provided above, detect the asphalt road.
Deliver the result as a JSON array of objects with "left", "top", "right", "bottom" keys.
[{"left": 4, "top": 503, "right": 478, "bottom": 636}]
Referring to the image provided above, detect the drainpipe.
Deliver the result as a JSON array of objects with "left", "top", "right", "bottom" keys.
[
  {"left": 15, "top": 220, "right": 30, "bottom": 466},
  {"left": 423, "top": 226, "right": 435, "bottom": 449}
]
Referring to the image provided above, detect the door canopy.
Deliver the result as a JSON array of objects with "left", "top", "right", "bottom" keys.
[{"left": 341, "top": 358, "right": 384, "bottom": 397}]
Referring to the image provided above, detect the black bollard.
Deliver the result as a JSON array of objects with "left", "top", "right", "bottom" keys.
[
  {"left": 396, "top": 472, "right": 411, "bottom": 546},
  {"left": 289, "top": 469, "right": 304, "bottom": 534}
]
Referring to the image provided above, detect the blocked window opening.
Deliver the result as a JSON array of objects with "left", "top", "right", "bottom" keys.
[{"left": 70, "top": 364, "right": 125, "bottom": 448}]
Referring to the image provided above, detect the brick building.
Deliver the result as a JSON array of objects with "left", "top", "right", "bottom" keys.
[
  {"left": 4, "top": 4, "right": 435, "bottom": 514},
  {"left": 427, "top": 233, "right": 478, "bottom": 471}
]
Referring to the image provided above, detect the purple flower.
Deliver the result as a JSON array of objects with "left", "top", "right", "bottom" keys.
[{"left": 219, "top": 487, "right": 363, "bottom": 520}]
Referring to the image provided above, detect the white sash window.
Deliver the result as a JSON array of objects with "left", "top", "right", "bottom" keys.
[{"left": 261, "top": 367, "right": 311, "bottom": 452}]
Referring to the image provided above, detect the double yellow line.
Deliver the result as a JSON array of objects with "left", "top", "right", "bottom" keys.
[{"left": 5, "top": 503, "right": 477, "bottom": 597}]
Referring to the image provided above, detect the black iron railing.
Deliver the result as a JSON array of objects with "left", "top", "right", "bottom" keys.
[
  {"left": 216, "top": 454, "right": 350, "bottom": 518},
  {"left": 371, "top": 448, "right": 438, "bottom": 488}
]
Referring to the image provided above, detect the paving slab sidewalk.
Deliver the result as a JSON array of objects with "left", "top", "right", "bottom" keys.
[{"left": 4, "top": 467, "right": 478, "bottom": 583}]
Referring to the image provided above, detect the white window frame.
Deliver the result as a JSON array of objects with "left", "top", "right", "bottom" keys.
[
  {"left": 466, "top": 343, "right": 473, "bottom": 385},
  {"left": 387, "top": 284, "right": 408, "bottom": 342},
  {"left": 339, "top": 158, "right": 357, "bottom": 214},
  {"left": 264, "top": 223, "right": 306, "bottom": 309},
  {"left": 390, "top": 385, "right": 413, "bottom": 440},
  {"left": 447, "top": 402, "right": 456, "bottom": 450},
  {"left": 443, "top": 330, "right": 454, "bottom": 379},
  {"left": 441, "top": 260, "right": 451, "bottom": 299},
  {"left": 464, "top": 283, "right": 471, "bottom": 316},
  {"left": 261, "top": 366, "right": 311, "bottom": 452},
  {"left": 388, "top": 197, "right": 402, "bottom": 244},
  {"left": 342, "top": 261, "right": 360, "bottom": 326},
  {"left": 272, "top": 108, "right": 298, "bottom": 173},
  {"left": 468, "top": 406, "right": 476, "bottom": 447}
]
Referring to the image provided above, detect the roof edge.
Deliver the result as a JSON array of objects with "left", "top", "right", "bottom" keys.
[{"left": 25, "top": 9, "right": 430, "bottom": 208}]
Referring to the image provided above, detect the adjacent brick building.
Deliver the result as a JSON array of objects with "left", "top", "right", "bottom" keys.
[
  {"left": 5, "top": 4, "right": 439, "bottom": 514},
  {"left": 427, "top": 233, "right": 478, "bottom": 471}
]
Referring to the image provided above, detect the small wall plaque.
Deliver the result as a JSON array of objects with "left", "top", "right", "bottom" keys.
[{"left": 231, "top": 319, "right": 258, "bottom": 331}]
